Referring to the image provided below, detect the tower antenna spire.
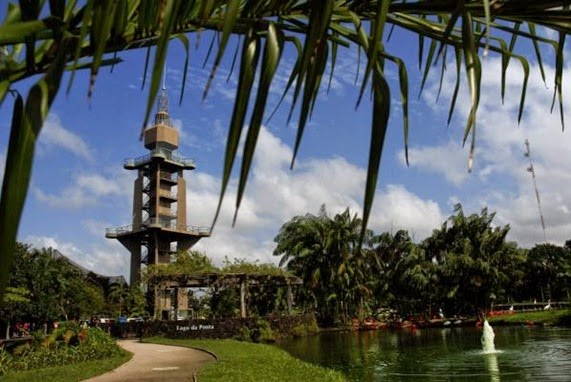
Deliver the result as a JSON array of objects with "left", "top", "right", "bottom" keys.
[
  {"left": 524, "top": 139, "right": 548, "bottom": 243},
  {"left": 156, "top": 65, "right": 170, "bottom": 124}
]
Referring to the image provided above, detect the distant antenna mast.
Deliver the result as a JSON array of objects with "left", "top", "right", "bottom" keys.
[{"left": 524, "top": 139, "right": 548, "bottom": 243}]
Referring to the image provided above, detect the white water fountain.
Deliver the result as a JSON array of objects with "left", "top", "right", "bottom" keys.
[
  {"left": 481, "top": 320, "right": 497, "bottom": 353},
  {"left": 481, "top": 320, "right": 501, "bottom": 381}
]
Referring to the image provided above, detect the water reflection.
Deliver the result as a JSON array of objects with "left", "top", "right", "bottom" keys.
[
  {"left": 484, "top": 352, "right": 500, "bottom": 382},
  {"left": 277, "top": 327, "right": 571, "bottom": 381}
]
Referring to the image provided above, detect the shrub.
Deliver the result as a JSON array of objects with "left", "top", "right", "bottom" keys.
[
  {"left": 234, "top": 326, "right": 251, "bottom": 342},
  {"left": 0, "top": 348, "right": 14, "bottom": 375},
  {"left": 290, "top": 320, "right": 319, "bottom": 337},
  {"left": 257, "top": 320, "right": 276, "bottom": 343},
  {"left": 1, "top": 326, "right": 122, "bottom": 375}
]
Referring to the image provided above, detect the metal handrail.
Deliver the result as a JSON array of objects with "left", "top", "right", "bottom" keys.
[
  {"left": 106, "top": 220, "right": 211, "bottom": 236},
  {"left": 106, "top": 224, "right": 133, "bottom": 235},
  {"left": 124, "top": 149, "right": 195, "bottom": 168}
]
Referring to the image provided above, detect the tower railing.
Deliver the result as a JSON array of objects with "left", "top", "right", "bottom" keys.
[
  {"left": 105, "top": 220, "right": 211, "bottom": 236},
  {"left": 124, "top": 149, "right": 195, "bottom": 168}
]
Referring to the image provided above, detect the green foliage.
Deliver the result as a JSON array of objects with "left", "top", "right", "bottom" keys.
[
  {"left": 1, "top": 244, "right": 107, "bottom": 324},
  {"left": 147, "top": 337, "right": 347, "bottom": 382},
  {"left": 523, "top": 244, "right": 571, "bottom": 301},
  {"left": 1, "top": 324, "right": 123, "bottom": 375},
  {"left": 1, "top": 0, "right": 570, "bottom": 305},
  {"left": 489, "top": 309, "right": 571, "bottom": 326},
  {"left": 234, "top": 325, "right": 251, "bottom": 342},
  {"left": 422, "top": 204, "right": 513, "bottom": 316},
  {"left": 3, "top": 287, "right": 30, "bottom": 304},
  {"left": 220, "top": 258, "right": 294, "bottom": 318},
  {"left": 222, "top": 257, "right": 291, "bottom": 277},
  {"left": 176, "top": 251, "right": 218, "bottom": 273},
  {"left": 274, "top": 206, "right": 374, "bottom": 325},
  {"left": 106, "top": 280, "right": 144, "bottom": 317},
  {"left": 256, "top": 319, "right": 276, "bottom": 343},
  {"left": 145, "top": 252, "right": 294, "bottom": 318},
  {"left": 274, "top": 204, "right": 571, "bottom": 323},
  {"left": 1, "top": 352, "right": 132, "bottom": 382},
  {"left": 0, "top": 347, "right": 13, "bottom": 375},
  {"left": 290, "top": 320, "right": 319, "bottom": 338},
  {"left": 145, "top": 250, "right": 218, "bottom": 281},
  {"left": 208, "top": 287, "right": 239, "bottom": 318}
]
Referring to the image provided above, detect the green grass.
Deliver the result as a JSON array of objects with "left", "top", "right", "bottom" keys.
[
  {"left": 489, "top": 309, "right": 571, "bottom": 326},
  {"left": 146, "top": 337, "right": 347, "bottom": 382},
  {"left": 1, "top": 350, "right": 132, "bottom": 382}
]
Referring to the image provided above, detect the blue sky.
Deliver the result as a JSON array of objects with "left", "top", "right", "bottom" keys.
[{"left": 1, "top": 24, "right": 571, "bottom": 280}]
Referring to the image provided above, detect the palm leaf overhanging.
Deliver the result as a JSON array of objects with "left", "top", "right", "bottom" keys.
[{"left": 1, "top": 0, "right": 570, "bottom": 301}]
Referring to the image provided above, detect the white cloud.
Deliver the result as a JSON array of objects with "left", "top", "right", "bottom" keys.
[
  {"left": 368, "top": 185, "right": 445, "bottom": 241},
  {"left": 77, "top": 174, "right": 122, "bottom": 196},
  {"left": 82, "top": 219, "right": 113, "bottom": 237},
  {"left": 400, "top": 141, "right": 472, "bottom": 186},
  {"left": 419, "top": 56, "right": 571, "bottom": 247},
  {"left": 24, "top": 234, "right": 129, "bottom": 278},
  {"left": 187, "top": 127, "right": 445, "bottom": 264},
  {"left": 35, "top": 173, "right": 125, "bottom": 209},
  {"left": 40, "top": 114, "right": 93, "bottom": 160}
]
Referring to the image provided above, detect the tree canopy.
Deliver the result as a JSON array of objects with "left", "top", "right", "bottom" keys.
[
  {"left": 0, "top": 243, "right": 144, "bottom": 326},
  {"left": 2, "top": 1, "right": 571, "bottom": 301},
  {"left": 274, "top": 204, "right": 571, "bottom": 325}
]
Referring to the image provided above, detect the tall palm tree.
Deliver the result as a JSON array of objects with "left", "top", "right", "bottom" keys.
[
  {"left": 2, "top": 1, "right": 570, "bottom": 301},
  {"left": 274, "top": 209, "right": 332, "bottom": 322},
  {"left": 370, "top": 229, "right": 416, "bottom": 312},
  {"left": 274, "top": 206, "right": 368, "bottom": 325}
]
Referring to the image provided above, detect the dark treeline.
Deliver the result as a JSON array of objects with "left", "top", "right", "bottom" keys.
[
  {"left": 273, "top": 204, "right": 571, "bottom": 326},
  {"left": 1, "top": 244, "right": 144, "bottom": 337}
]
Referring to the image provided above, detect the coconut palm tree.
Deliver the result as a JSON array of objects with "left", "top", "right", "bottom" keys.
[{"left": 2, "top": 0, "right": 570, "bottom": 301}]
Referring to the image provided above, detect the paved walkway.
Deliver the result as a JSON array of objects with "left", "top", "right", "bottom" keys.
[{"left": 84, "top": 340, "right": 215, "bottom": 382}]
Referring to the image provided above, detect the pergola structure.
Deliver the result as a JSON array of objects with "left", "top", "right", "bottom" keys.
[{"left": 149, "top": 272, "right": 303, "bottom": 319}]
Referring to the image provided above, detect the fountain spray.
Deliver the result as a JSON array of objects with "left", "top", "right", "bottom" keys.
[{"left": 481, "top": 320, "right": 497, "bottom": 353}]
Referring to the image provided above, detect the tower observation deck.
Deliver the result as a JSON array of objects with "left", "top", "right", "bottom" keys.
[{"left": 106, "top": 85, "right": 210, "bottom": 287}]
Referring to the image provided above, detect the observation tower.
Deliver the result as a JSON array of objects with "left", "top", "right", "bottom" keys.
[{"left": 106, "top": 84, "right": 210, "bottom": 288}]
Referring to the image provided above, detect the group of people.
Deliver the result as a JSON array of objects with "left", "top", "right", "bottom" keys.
[{"left": 6, "top": 321, "right": 59, "bottom": 339}]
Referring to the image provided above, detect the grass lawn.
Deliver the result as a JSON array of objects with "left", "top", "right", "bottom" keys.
[
  {"left": 1, "top": 350, "right": 132, "bottom": 382},
  {"left": 146, "top": 337, "right": 347, "bottom": 382},
  {"left": 489, "top": 309, "right": 571, "bottom": 326}
]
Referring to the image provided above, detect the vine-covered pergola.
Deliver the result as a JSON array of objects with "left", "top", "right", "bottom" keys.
[{"left": 148, "top": 270, "right": 303, "bottom": 319}]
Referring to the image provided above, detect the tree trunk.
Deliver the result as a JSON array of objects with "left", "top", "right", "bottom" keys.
[
  {"left": 240, "top": 280, "right": 247, "bottom": 318},
  {"left": 286, "top": 283, "right": 293, "bottom": 315}
]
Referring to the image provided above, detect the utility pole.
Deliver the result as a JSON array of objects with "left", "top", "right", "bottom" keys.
[{"left": 524, "top": 139, "right": 548, "bottom": 243}]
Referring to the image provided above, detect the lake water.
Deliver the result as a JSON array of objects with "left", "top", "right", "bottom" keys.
[{"left": 277, "top": 325, "right": 571, "bottom": 381}]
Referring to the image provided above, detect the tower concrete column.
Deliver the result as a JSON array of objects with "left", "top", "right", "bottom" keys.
[{"left": 106, "top": 83, "right": 210, "bottom": 317}]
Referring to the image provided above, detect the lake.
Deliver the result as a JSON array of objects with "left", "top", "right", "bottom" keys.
[{"left": 277, "top": 325, "right": 571, "bottom": 381}]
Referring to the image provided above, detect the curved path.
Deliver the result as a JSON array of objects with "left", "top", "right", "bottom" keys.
[{"left": 84, "top": 339, "right": 215, "bottom": 382}]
